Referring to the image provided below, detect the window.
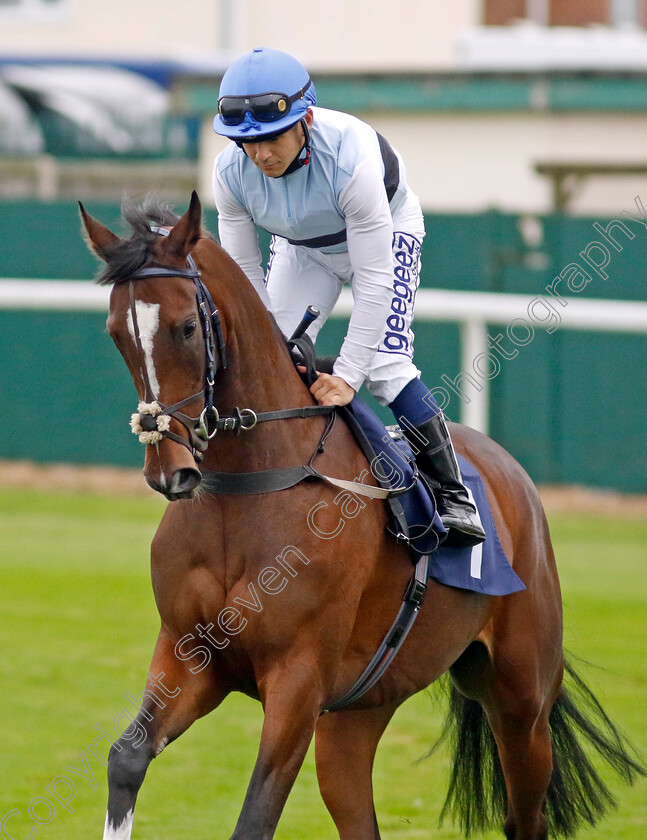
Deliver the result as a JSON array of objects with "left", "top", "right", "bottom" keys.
[
  {"left": 483, "top": 0, "right": 647, "bottom": 27},
  {"left": 550, "top": 0, "right": 609, "bottom": 26},
  {"left": 483, "top": 0, "right": 526, "bottom": 26}
]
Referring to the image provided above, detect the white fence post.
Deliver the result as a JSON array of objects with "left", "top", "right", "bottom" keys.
[{"left": 460, "top": 318, "right": 489, "bottom": 433}]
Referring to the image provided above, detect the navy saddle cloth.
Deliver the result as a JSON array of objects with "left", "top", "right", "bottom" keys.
[{"left": 342, "top": 398, "right": 525, "bottom": 597}]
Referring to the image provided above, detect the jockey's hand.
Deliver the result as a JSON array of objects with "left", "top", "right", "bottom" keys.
[{"left": 309, "top": 373, "right": 356, "bottom": 407}]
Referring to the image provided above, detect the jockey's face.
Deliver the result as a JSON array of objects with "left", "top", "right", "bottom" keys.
[{"left": 242, "top": 109, "right": 313, "bottom": 178}]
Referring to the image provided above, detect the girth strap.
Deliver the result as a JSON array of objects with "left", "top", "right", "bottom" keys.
[{"left": 323, "top": 552, "right": 429, "bottom": 713}]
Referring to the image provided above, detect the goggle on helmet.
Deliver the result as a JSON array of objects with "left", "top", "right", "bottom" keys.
[{"left": 213, "top": 47, "right": 317, "bottom": 141}]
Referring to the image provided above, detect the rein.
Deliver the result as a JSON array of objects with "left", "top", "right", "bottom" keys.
[
  {"left": 126, "top": 236, "right": 406, "bottom": 498},
  {"left": 200, "top": 409, "right": 417, "bottom": 501}
]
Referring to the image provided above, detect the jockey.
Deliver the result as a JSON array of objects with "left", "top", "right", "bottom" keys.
[{"left": 212, "top": 47, "right": 485, "bottom": 547}]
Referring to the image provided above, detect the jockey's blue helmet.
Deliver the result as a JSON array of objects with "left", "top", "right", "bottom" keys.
[{"left": 213, "top": 47, "right": 316, "bottom": 141}]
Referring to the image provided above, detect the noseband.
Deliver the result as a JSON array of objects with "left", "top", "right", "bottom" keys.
[{"left": 127, "top": 234, "right": 228, "bottom": 460}]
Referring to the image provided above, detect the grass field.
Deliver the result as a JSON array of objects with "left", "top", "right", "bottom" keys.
[{"left": 0, "top": 483, "right": 645, "bottom": 840}]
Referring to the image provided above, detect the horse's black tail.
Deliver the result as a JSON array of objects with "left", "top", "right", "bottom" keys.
[{"left": 430, "top": 659, "right": 646, "bottom": 837}]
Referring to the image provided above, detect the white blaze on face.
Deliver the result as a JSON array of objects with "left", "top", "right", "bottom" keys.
[
  {"left": 103, "top": 810, "right": 134, "bottom": 840},
  {"left": 126, "top": 301, "right": 161, "bottom": 398}
]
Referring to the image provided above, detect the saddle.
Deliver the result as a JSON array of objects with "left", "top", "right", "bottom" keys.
[
  {"left": 289, "top": 337, "right": 445, "bottom": 557},
  {"left": 289, "top": 337, "right": 525, "bottom": 598}
]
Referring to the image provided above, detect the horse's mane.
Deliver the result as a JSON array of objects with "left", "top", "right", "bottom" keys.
[{"left": 95, "top": 196, "right": 206, "bottom": 287}]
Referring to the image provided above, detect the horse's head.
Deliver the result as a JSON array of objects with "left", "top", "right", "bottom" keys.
[{"left": 80, "top": 191, "right": 227, "bottom": 500}]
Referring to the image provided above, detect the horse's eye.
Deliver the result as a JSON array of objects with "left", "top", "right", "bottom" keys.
[{"left": 183, "top": 320, "right": 197, "bottom": 340}]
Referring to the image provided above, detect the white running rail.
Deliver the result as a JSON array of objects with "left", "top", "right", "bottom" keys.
[{"left": 3, "top": 280, "right": 647, "bottom": 435}]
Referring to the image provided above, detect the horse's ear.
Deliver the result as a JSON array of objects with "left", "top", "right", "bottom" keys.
[
  {"left": 79, "top": 202, "right": 119, "bottom": 261},
  {"left": 164, "top": 190, "right": 203, "bottom": 260}
]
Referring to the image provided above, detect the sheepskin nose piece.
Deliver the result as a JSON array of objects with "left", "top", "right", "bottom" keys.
[{"left": 130, "top": 401, "right": 171, "bottom": 445}]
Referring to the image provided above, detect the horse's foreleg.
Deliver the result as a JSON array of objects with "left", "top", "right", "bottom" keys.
[
  {"left": 103, "top": 628, "right": 228, "bottom": 840},
  {"left": 229, "top": 664, "right": 325, "bottom": 840},
  {"left": 315, "top": 703, "right": 398, "bottom": 840}
]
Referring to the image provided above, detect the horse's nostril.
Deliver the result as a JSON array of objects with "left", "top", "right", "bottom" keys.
[
  {"left": 170, "top": 468, "right": 202, "bottom": 498},
  {"left": 145, "top": 468, "right": 200, "bottom": 500}
]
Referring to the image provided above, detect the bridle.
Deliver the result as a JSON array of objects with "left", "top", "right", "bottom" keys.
[
  {"left": 127, "top": 232, "right": 228, "bottom": 461},
  {"left": 126, "top": 229, "right": 333, "bottom": 461}
]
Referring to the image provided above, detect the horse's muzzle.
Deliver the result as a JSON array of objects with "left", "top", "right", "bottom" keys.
[{"left": 147, "top": 467, "right": 202, "bottom": 501}]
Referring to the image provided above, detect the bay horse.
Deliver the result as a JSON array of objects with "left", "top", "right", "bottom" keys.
[{"left": 80, "top": 192, "right": 643, "bottom": 840}]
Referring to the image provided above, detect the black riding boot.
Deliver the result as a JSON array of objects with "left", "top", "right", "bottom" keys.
[{"left": 405, "top": 414, "right": 486, "bottom": 547}]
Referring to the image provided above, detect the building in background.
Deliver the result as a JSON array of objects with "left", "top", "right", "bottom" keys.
[
  {"left": 0, "top": 0, "right": 472, "bottom": 70},
  {"left": 1, "top": 1, "right": 647, "bottom": 212}
]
